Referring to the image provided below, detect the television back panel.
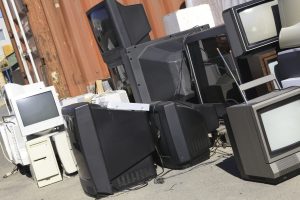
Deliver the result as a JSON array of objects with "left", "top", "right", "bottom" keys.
[
  {"left": 62, "top": 103, "right": 156, "bottom": 197},
  {"left": 151, "top": 101, "right": 210, "bottom": 169},
  {"left": 122, "top": 25, "right": 210, "bottom": 103}
]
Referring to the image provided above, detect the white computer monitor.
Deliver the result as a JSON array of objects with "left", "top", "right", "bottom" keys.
[
  {"left": 3, "top": 82, "right": 45, "bottom": 114},
  {"left": 10, "top": 86, "right": 64, "bottom": 136}
]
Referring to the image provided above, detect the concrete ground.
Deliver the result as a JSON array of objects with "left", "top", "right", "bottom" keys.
[
  {"left": 1, "top": 147, "right": 300, "bottom": 200},
  {"left": 1, "top": 103, "right": 300, "bottom": 200}
]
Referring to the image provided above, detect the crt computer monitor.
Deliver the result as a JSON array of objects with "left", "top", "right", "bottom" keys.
[
  {"left": 223, "top": 0, "right": 280, "bottom": 57},
  {"left": 10, "top": 86, "right": 64, "bottom": 136},
  {"left": 62, "top": 103, "right": 156, "bottom": 198},
  {"left": 87, "top": 0, "right": 151, "bottom": 67},
  {"left": 226, "top": 87, "right": 300, "bottom": 184}
]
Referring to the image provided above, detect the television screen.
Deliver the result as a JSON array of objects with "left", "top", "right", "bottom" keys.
[
  {"left": 88, "top": 4, "right": 119, "bottom": 52},
  {"left": 259, "top": 99, "right": 300, "bottom": 152},
  {"left": 16, "top": 91, "right": 59, "bottom": 126},
  {"left": 238, "top": 0, "right": 278, "bottom": 45}
]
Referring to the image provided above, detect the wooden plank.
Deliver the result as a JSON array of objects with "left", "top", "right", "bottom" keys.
[
  {"left": 41, "top": 0, "right": 87, "bottom": 96},
  {"left": 23, "top": 0, "right": 70, "bottom": 98}
]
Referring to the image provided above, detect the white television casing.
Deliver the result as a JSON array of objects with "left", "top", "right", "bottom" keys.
[
  {"left": 163, "top": 4, "right": 215, "bottom": 35},
  {"left": 282, "top": 78, "right": 300, "bottom": 88},
  {"left": 10, "top": 86, "right": 64, "bottom": 137}
]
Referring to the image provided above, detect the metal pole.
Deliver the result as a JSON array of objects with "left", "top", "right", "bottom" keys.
[
  {"left": 217, "top": 48, "right": 248, "bottom": 103},
  {"left": 2, "top": 0, "right": 33, "bottom": 84},
  {"left": 9, "top": 0, "right": 40, "bottom": 82},
  {"left": 185, "top": 43, "right": 204, "bottom": 104}
]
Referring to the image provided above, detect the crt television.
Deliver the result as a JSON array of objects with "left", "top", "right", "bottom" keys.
[
  {"left": 223, "top": 0, "right": 280, "bottom": 57},
  {"left": 10, "top": 86, "right": 64, "bottom": 136},
  {"left": 226, "top": 87, "right": 300, "bottom": 184},
  {"left": 150, "top": 101, "right": 211, "bottom": 169},
  {"left": 62, "top": 103, "right": 156, "bottom": 198},
  {"left": 87, "top": 0, "right": 151, "bottom": 67}
]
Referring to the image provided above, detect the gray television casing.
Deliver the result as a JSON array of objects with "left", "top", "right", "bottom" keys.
[
  {"left": 227, "top": 87, "right": 300, "bottom": 182},
  {"left": 222, "top": 0, "right": 279, "bottom": 57}
]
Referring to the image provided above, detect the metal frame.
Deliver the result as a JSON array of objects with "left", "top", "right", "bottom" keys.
[
  {"left": 184, "top": 25, "right": 228, "bottom": 104},
  {"left": 217, "top": 48, "right": 282, "bottom": 103}
]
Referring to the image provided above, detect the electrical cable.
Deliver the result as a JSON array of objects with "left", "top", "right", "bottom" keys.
[
  {"left": 0, "top": 126, "right": 19, "bottom": 178},
  {"left": 2, "top": 115, "right": 15, "bottom": 125},
  {"left": 3, "top": 166, "right": 18, "bottom": 179},
  {"left": 0, "top": 116, "right": 20, "bottom": 179},
  {"left": 154, "top": 134, "right": 232, "bottom": 183},
  {"left": 225, "top": 98, "right": 240, "bottom": 105},
  {"left": 161, "top": 157, "right": 223, "bottom": 181}
]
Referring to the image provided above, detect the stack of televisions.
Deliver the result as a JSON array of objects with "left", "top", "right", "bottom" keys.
[{"left": 61, "top": 0, "right": 300, "bottom": 198}]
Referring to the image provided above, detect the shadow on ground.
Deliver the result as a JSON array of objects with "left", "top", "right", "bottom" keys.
[{"left": 216, "top": 156, "right": 240, "bottom": 179}]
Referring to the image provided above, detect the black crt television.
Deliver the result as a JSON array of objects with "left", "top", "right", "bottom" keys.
[
  {"left": 62, "top": 103, "right": 156, "bottom": 198},
  {"left": 150, "top": 101, "right": 211, "bottom": 169},
  {"left": 87, "top": 0, "right": 151, "bottom": 67},
  {"left": 223, "top": 0, "right": 281, "bottom": 57}
]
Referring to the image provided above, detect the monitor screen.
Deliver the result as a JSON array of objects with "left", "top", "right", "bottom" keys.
[
  {"left": 88, "top": 4, "right": 119, "bottom": 52},
  {"left": 239, "top": 0, "right": 278, "bottom": 45},
  {"left": 16, "top": 91, "right": 59, "bottom": 126},
  {"left": 260, "top": 99, "right": 300, "bottom": 152}
]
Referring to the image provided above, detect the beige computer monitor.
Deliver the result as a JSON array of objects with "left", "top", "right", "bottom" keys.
[
  {"left": 278, "top": 0, "right": 300, "bottom": 49},
  {"left": 278, "top": 0, "right": 300, "bottom": 27}
]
